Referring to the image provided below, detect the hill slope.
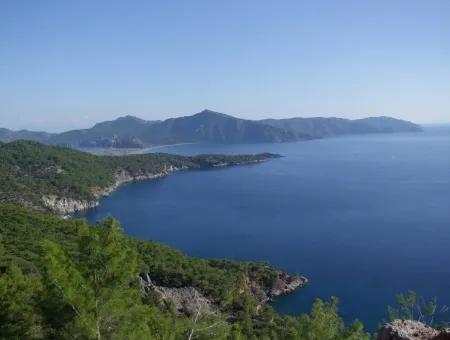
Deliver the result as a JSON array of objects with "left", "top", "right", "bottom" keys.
[
  {"left": 0, "top": 128, "right": 53, "bottom": 143},
  {"left": 260, "top": 116, "right": 422, "bottom": 138},
  {"left": 0, "top": 140, "right": 278, "bottom": 214},
  {"left": 49, "top": 115, "right": 159, "bottom": 148},
  {"left": 47, "top": 110, "right": 303, "bottom": 145},
  {"left": 140, "top": 109, "right": 303, "bottom": 144},
  {"left": 0, "top": 203, "right": 371, "bottom": 339}
]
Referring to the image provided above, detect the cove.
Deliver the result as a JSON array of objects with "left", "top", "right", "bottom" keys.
[{"left": 76, "top": 127, "right": 450, "bottom": 331}]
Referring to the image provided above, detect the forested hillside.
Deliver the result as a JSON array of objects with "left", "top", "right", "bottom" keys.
[
  {"left": 0, "top": 203, "right": 369, "bottom": 339},
  {"left": 0, "top": 140, "right": 369, "bottom": 339},
  {"left": 0, "top": 140, "right": 277, "bottom": 214}
]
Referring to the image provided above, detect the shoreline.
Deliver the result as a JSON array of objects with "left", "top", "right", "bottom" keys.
[
  {"left": 78, "top": 142, "right": 199, "bottom": 156},
  {"left": 46, "top": 157, "right": 274, "bottom": 216},
  {"left": 50, "top": 166, "right": 182, "bottom": 217}
]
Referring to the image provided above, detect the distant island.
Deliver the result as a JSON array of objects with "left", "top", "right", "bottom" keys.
[{"left": 0, "top": 109, "right": 422, "bottom": 149}]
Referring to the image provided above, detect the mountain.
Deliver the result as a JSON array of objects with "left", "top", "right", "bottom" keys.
[
  {"left": 140, "top": 109, "right": 303, "bottom": 144},
  {"left": 0, "top": 110, "right": 422, "bottom": 148},
  {"left": 48, "top": 115, "right": 159, "bottom": 148},
  {"left": 259, "top": 116, "right": 422, "bottom": 138},
  {"left": 48, "top": 110, "right": 302, "bottom": 146}
]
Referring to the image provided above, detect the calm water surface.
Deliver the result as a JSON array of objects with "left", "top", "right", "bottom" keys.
[{"left": 78, "top": 127, "right": 450, "bottom": 330}]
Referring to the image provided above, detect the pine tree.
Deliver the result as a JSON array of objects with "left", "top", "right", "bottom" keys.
[
  {"left": 40, "top": 217, "right": 151, "bottom": 340},
  {"left": 0, "top": 264, "right": 44, "bottom": 339}
]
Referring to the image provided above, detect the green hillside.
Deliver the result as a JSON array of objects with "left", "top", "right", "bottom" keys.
[
  {"left": 0, "top": 141, "right": 371, "bottom": 339},
  {"left": 0, "top": 140, "right": 277, "bottom": 213},
  {"left": 0, "top": 203, "right": 369, "bottom": 339}
]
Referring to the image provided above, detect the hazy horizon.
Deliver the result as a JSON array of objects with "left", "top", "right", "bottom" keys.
[{"left": 1, "top": 0, "right": 449, "bottom": 131}]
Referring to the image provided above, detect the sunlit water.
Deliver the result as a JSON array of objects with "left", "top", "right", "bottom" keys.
[{"left": 77, "top": 126, "right": 450, "bottom": 330}]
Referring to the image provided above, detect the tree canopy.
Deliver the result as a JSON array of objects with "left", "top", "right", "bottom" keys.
[{"left": 0, "top": 203, "right": 369, "bottom": 339}]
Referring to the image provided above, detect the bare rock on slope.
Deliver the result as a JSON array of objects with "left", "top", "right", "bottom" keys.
[{"left": 377, "top": 320, "right": 450, "bottom": 340}]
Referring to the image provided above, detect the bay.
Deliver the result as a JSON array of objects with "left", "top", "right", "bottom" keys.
[{"left": 77, "top": 126, "right": 450, "bottom": 330}]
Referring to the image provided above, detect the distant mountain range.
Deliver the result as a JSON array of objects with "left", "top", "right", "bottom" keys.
[{"left": 0, "top": 109, "right": 422, "bottom": 148}]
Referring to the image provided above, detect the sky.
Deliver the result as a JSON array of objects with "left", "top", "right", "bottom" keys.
[{"left": 0, "top": 0, "right": 449, "bottom": 131}]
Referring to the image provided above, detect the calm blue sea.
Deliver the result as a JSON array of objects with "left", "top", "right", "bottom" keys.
[{"left": 77, "top": 126, "right": 450, "bottom": 330}]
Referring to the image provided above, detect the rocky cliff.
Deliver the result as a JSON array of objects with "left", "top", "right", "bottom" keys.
[
  {"left": 42, "top": 168, "right": 176, "bottom": 215},
  {"left": 246, "top": 272, "right": 308, "bottom": 305}
]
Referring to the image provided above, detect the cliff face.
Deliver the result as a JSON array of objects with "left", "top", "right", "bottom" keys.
[
  {"left": 41, "top": 165, "right": 191, "bottom": 215},
  {"left": 377, "top": 320, "right": 450, "bottom": 340},
  {"left": 42, "top": 195, "right": 99, "bottom": 215},
  {"left": 42, "top": 168, "right": 176, "bottom": 215}
]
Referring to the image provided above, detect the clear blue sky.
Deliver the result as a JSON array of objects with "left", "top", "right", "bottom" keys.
[{"left": 1, "top": 0, "right": 449, "bottom": 131}]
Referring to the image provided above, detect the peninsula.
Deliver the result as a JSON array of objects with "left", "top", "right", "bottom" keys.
[{"left": 0, "top": 140, "right": 279, "bottom": 215}]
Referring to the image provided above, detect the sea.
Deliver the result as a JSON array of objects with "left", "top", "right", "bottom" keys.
[{"left": 77, "top": 126, "right": 450, "bottom": 330}]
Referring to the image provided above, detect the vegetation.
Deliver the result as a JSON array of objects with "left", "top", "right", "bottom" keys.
[
  {"left": 0, "top": 140, "right": 278, "bottom": 212},
  {"left": 0, "top": 140, "right": 373, "bottom": 338},
  {"left": 0, "top": 203, "right": 369, "bottom": 339},
  {"left": 387, "top": 290, "right": 449, "bottom": 327}
]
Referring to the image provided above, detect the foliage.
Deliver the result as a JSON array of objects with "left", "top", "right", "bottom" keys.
[
  {"left": 296, "top": 298, "right": 369, "bottom": 340},
  {"left": 40, "top": 218, "right": 151, "bottom": 339},
  {"left": 136, "top": 239, "right": 277, "bottom": 306},
  {"left": 387, "top": 290, "right": 448, "bottom": 326},
  {"left": 0, "top": 203, "right": 370, "bottom": 339},
  {"left": 0, "top": 264, "right": 44, "bottom": 339}
]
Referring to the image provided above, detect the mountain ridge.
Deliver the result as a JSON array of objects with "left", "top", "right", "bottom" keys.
[{"left": 0, "top": 109, "right": 422, "bottom": 148}]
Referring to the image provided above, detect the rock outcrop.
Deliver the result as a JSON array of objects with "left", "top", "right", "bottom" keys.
[
  {"left": 270, "top": 272, "right": 308, "bottom": 297},
  {"left": 42, "top": 195, "right": 99, "bottom": 215},
  {"left": 93, "top": 168, "right": 179, "bottom": 198},
  {"left": 154, "top": 286, "right": 215, "bottom": 316},
  {"left": 247, "top": 272, "right": 308, "bottom": 305},
  {"left": 377, "top": 320, "right": 450, "bottom": 340},
  {"left": 139, "top": 273, "right": 215, "bottom": 316}
]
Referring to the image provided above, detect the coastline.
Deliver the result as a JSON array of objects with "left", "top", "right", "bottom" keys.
[
  {"left": 45, "top": 157, "right": 274, "bottom": 216},
  {"left": 47, "top": 166, "right": 185, "bottom": 217}
]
